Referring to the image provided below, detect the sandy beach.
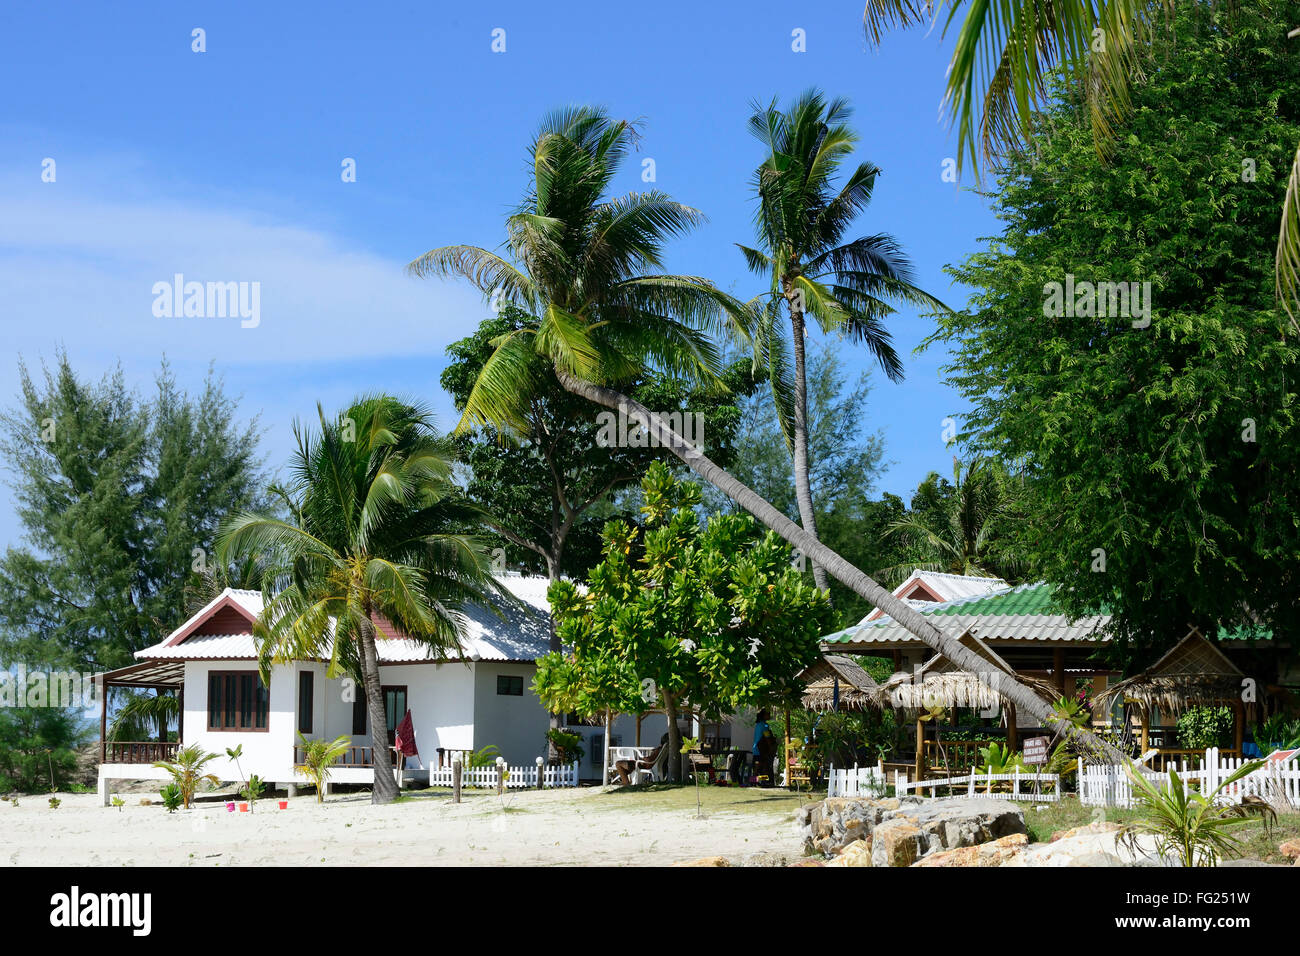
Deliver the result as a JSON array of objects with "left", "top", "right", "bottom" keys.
[{"left": 1, "top": 785, "right": 808, "bottom": 867}]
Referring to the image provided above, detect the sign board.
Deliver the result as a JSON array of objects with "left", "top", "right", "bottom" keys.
[{"left": 1023, "top": 736, "right": 1050, "bottom": 765}]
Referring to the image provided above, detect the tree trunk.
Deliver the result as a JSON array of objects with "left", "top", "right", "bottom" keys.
[
  {"left": 555, "top": 370, "right": 1131, "bottom": 767},
  {"left": 357, "top": 617, "right": 399, "bottom": 804},
  {"left": 662, "top": 689, "right": 681, "bottom": 783},
  {"left": 786, "top": 294, "right": 831, "bottom": 597},
  {"left": 545, "top": 554, "right": 562, "bottom": 752}
]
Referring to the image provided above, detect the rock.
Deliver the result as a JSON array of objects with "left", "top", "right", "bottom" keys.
[
  {"left": 1279, "top": 839, "right": 1300, "bottom": 860},
  {"left": 1004, "top": 825, "right": 1173, "bottom": 867},
  {"left": 825, "top": 839, "right": 873, "bottom": 867},
  {"left": 798, "top": 795, "right": 1024, "bottom": 863},
  {"left": 672, "top": 856, "right": 730, "bottom": 867},
  {"left": 872, "top": 819, "right": 925, "bottom": 867},
  {"left": 1050, "top": 821, "right": 1121, "bottom": 842},
  {"left": 914, "top": 832, "right": 1028, "bottom": 867}
]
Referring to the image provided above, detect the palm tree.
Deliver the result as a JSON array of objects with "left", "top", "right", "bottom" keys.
[
  {"left": 153, "top": 743, "right": 219, "bottom": 810},
  {"left": 860, "top": 0, "right": 1300, "bottom": 326},
  {"left": 740, "top": 90, "right": 947, "bottom": 595},
  {"left": 407, "top": 106, "right": 1130, "bottom": 767},
  {"left": 880, "top": 456, "right": 1023, "bottom": 583},
  {"left": 294, "top": 732, "right": 352, "bottom": 803},
  {"left": 216, "top": 395, "right": 502, "bottom": 804},
  {"left": 107, "top": 690, "right": 179, "bottom": 743}
]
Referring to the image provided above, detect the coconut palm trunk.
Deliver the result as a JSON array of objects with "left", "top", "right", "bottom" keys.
[
  {"left": 786, "top": 295, "right": 829, "bottom": 594},
  {"left": 357, "top": 616, "right": 399, "bottom": 804},
  {"left": 556, "top": 369, "right": 1130, "bottom": 766}
]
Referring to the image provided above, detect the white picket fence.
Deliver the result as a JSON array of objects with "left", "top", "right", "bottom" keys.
[
  {"left": 427, "top": 759, "right": 580, "bottom": 790},
  {"left": 826, "top": 762, "right": 888, "bottom": 798},
  {"left": 893, "top": 768, "right": 1061, "bottom": 802},
  {"left": 1079, "top": 747, "right": 1300, "bottom": 809}
]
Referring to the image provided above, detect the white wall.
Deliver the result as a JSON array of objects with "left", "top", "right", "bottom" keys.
[
  {"left": 181, "top": 660, "right": 298, "bottom": 784},
  {"left": 471, "top": 661, "right": 551, "bottom": 765}
]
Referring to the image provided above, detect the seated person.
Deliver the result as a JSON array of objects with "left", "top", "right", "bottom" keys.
[{"left": 615, "top": 732, "right": 672, "bottom": 786}]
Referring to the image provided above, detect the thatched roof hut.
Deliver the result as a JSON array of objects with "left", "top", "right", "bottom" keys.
[
  {"left": 799, "top": 654, "right": 880, "bottom": 712},
  {"left": 1097, "top": 630, "right": 1248, "bottom": 716},
  {"left": 875, "top": 633, "right": 1058, "bottom": 711}
]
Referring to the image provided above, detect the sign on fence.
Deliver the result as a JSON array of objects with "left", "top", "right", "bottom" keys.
[{"left": 1023, "top": 736, "right": 1050, "bottom": 765}]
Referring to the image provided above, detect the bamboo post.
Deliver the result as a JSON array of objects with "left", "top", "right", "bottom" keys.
[
  {"left": 914, "top": 714, "right": 925, "bottom": 783},
  {"left": 452, "top": 757, "right": 462, "bottom": 804}
]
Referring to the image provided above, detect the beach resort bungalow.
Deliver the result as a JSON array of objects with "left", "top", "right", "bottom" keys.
[
  {"left": 96, "top": 575, "right": 563, "bottom": 803},
  {"left": 818, "top": 576, "right": 1289, "bottom": 776}
]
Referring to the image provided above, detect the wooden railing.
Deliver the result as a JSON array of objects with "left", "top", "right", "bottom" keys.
[
  {"left": 923, "top": 739, "right": 987, "bottom": 775},
  {"left": 103, "top": 741, "right": 179, "bottom": 764},
  {"left": 293, "top": 745, "right": 375, "bottom": 768}
]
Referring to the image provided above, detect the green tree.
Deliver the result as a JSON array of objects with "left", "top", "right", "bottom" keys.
[
  {"left": 534, "top": 462, "right": 832, "bottom": 780},
  {"left": 0, "top": 354, "right": 268, "bottom": 673},
  {"left": 860, "top": 0, "right": 1300, "bottom": 321},
  {"left": 0, "top": 706, "right": 86, "bottom": 793},
  {"left": 740, "top": 89, "right": 945, "bottom": 594},
  {"left": 408, "top": 105, "right": 1127, "bottom": 764},
  {"left": 929, "top": 6, "right": 1300, "bottom": 664},
  {"left": 216, "top": 395, "right": 502, "bottom": 805}
]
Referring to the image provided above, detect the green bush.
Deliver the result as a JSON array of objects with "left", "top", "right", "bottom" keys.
[{"left": 1176, "top": 706, "right": 1233, "bottom": 751}]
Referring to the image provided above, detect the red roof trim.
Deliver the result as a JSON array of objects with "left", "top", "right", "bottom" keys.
[{"left": 162, "top": 594, "right": 258, "bottom": 647}]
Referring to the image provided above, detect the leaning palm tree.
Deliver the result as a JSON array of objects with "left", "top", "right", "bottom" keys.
[
  {"left": 740, "top": 89, "right": 947, "bottom": 594},
  {"left": 860, "top": 0, "right": 1300, "bottom": 325},
  {"left": 407, "top": 106, "right": 1130, "bottom": 767},
  {"left": 216, "top": 395, "right": 502, "bottom": 804}
]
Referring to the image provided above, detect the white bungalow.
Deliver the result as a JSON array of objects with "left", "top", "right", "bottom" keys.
[{"left": 95, "top": 575, "right": 561, "bottom": 803}]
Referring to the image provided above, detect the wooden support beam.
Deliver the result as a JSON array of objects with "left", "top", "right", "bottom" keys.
[
  {"left": 914, "top": 715, "right": 924, "bottom": 783},
  {"left": 1006, "top": 702, "right": 1018, "bottom": 753},
  {"left": 1052, "top": 648, "right": 1066, "bottom": 692}
]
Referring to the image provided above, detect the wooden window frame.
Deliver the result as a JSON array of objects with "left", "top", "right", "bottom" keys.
[{"left": 207, "top": 670, "right": 270, "bottom": 732}]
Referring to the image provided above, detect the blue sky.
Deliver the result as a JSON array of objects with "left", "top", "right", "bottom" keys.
[{"left": 0, "top": 1, "right": 997, "bottom": 550}]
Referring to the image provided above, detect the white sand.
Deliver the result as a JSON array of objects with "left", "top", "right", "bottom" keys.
[{"left": 0, "top": 787, "right": 805, "bottom": 866}]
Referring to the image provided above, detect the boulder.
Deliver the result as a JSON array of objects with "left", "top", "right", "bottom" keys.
[
  {"left": 672, "top": 856, "right": 730, "bottom": 867},
  {"left": 1279, "top": 838, "right": 1300, "bottom": 860},
  {"left": 1004, "top": 823, "right": 1172, "bottom": 867},
  {"left": 872, "top": 820, "right": 925, "bottom": 867},
  {"left": 825, "top": 839, "right": 873, "bottom": 867},
  {"left": 914, "top": 832, "right": 1028, "bottom": 867}
]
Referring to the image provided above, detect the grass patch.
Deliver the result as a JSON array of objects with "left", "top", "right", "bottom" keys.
[{"left": 596, "top": 782, "right": 813, "bottom": 816}]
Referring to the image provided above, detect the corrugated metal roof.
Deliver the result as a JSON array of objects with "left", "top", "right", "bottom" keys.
[
  {"left": 824, "top": 582, "right": 1113, "bottom": 646},
  {"left": 136, "top": 575, "right": 555, "bottom": 664}
]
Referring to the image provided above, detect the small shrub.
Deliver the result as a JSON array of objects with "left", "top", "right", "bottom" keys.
[
  {"left": 159, "top": 784, "right": 183, "bottom": 813},
  {"left": 47, "top": 796, "right": 60, "bottom": 809}
]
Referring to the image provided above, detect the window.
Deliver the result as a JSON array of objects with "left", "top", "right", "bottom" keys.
[
  {"left": 496, "top": 674, "right": 523, "bottom": 697},
  {"left": 298, "top": 671, "right": 314, "bottom": 734},
  {"left": 207, "top": 671, "right": 269, "bottom": 732},
  {"left": 352, "top": 695, "right": 367, "bottom": 735}
]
